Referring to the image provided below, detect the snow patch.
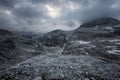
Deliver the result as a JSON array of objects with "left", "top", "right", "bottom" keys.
[
  {"left": 108, "top": 39, "right": 120, "bottom": 45},
  {"left": 109, "top": 39, "right": 120, "bottom": 42},
  {"left": 107, "top": 50, "right": 120, "bottom": 54},
  {"left": 78, "top": 41, "right": 90, "bottom": 44},
  {"left": 71, "top": 40, "right": 90, "bottom": 45}
]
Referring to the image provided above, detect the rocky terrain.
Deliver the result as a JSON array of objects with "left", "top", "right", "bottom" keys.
[
  {"left": 37, "top": 29, "right": 73, "bottom": 47},
  {"left": 0, "top": 18, "right": 120, "bottom": 80},
  {"left": 62, "top": 18, "right": 120, "bottom": 60},
  {"left": 0, "top": 29, "right": 45, "bottom": 70}
]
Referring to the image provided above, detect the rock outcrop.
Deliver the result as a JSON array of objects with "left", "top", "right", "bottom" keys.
[{"left": 37, "top": 29, "right": 73, "bottom": 47}]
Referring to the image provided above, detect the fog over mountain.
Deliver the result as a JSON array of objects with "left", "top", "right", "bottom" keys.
[{"left": 0, "top": 0, "right": 120, "bottom": 32}]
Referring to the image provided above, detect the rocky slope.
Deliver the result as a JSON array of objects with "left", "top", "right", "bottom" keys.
[
  {"left": 62, "top": 18, "right": 120, "bottom": 61},
  {"left": 0, "top": 18, "right": 120, "bottom": 80},
  {"left": 0, "top": 52, "right": 120, "bottom": 80},
  {"left": 80, "top": 17, "right": 120, "bottom": 27},
  {"left": 0, "top": 29, "right": 45, "bottom": 70},
  {"left": 37, "top": 29, "right": 73, "bottom": 47}
]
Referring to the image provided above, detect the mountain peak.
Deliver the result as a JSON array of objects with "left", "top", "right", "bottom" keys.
[
  {"left": 80, "top": 17, "right": 120, "bottom": 28},
  {"left": 0, "top": 29, "right": 13, "bottom": 35}
]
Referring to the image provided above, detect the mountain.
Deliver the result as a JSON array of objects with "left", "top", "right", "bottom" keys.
[
  {"left": 80, "top": 17, "right": 120, "bottom": 28},
  {"left": 0, "top": 29, "right": 13, "bottom": 35},
  {"left": 0, "top": 29, "right": 16, "bottom": 69},
  {"left": 33, "top": 17, "right": 120, "bottom": 60},
  {"left": 72, "top": 18, "right": 120, "bottom": 40},
  {"left": 0, "top": 29, "right": 45, "bottom": 70},
  {"left": 62, "top": 18, "right": 120, "bottom": 60},
  {"left": 36, "top": 29, "right": 73, "bottom": 47}
]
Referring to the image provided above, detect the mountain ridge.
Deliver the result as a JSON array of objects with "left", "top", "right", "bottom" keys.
[{"left": 80, "top": 17, "right": 120, "bottom": 28}]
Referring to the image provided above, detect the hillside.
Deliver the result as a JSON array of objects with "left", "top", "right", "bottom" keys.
[{"left": 0, "top": 18, "right": 120, "bottom": 80}]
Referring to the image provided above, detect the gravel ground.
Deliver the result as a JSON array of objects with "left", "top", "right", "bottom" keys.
[{"left": 0, "top": 47, "right": 120, "bottom": 80}]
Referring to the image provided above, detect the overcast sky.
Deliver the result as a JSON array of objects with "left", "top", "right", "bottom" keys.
[{"left": 0, "top": 0, "right": 120, "bottom": 33}]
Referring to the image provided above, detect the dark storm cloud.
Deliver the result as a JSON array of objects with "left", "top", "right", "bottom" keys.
[
  {"left": 14, "top": 5, "right": 45, "bottom": 18},
  {"left": 0, "top": 0, "right": 13, "bottom": 8},
  {"left": 30, "top": 0, "right": 49, "bottom": 3},
  {"left": 0, "top": 0, "right": 19, "bottom": 8},
  {"left": 61, "top": 0, "right": 120, "bottom": 22},
  {"left": 0, "top": 0, "right": 120, "bottom": 32}
]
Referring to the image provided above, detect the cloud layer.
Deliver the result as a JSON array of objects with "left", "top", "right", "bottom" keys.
[{"left": 0, "top": 0, "right": 120, "bottom": 32}]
